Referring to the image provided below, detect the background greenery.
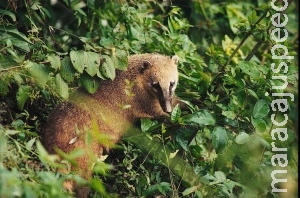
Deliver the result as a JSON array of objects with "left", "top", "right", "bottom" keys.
[{"left": 0, "top": 0, "right": 298, "bottom": 197}]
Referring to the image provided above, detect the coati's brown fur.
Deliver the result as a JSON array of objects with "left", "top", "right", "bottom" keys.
[{"left": 42, "top": 54, "right": 179, "bottom": 197}]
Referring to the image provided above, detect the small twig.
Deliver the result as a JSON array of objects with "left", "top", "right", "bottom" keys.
[
  {"left": 244, "top": 40, "right": 264, "bottom": 61},
  {"left": 0, "top": 65, "right": 24, "bottom": 73}
]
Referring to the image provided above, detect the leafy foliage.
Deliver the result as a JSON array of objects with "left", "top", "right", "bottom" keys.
[{"left": 0, "top": 0, "right": 298, "bottom": 197}]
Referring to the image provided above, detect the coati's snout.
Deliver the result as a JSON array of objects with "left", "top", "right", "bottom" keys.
[
  {"left": 155, "top": 82, "right": 176, "bottom": 113},
  {"left": 140, "top": 55, "right": 179, "bottom": 114}
]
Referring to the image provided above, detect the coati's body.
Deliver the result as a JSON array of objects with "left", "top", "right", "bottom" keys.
[{"left": 42, "top": 54, "right": 179, "bottom": 197}]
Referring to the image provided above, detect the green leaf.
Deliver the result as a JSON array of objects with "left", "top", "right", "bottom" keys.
[
  {"left": 0, "top": 10, "right": 16, "bottom": 22},
  {"left": 171, "top": 104, "right": 181, "bottom": 123},
  {"left": 11, "top": 119, "right": 24, "bottom": 127},
  {"left": 182, "top": 110, "right": 215, "bottom": 126},
  {"left": 60, "top": 57, "right": 76, "bottom": 83},
  {"left": 212, "top": 127, "right": 228, "bottom": 153},
  {"left": 0, "top": 32, "right": 30, "bottom": 52},
  {"left": 0, "top": 25, "right": 32, "bottom": 44},
  {"left": 144, "top": 182, "right": 172, "bottom": 196},
  {"left": 238, "top": 61, "right": 261, "bottom": 79},
  {"left": 5, "top": 130, "right": 20, "bottom": 135},
  {"left": 16, "top": 85, "right": 31, "bottom": 110},
  {"left": 101, "top": 55, "right": 116, "bottom": 80},
  {"left": 222, "top": 110, "right": 236, "bottom": 120},
  {"left": 47, "top": 54, "right": 61, "bottom": 70},
  {"left": 79, "top": 72, "right": 100, "bottom": 94},
  {"left": 70, "top": 50, "right": 101, "bottom": 76},
  {"left": 247, "top": 89, "right": 259, "bottom": 99},
  {"left": 90, "top": 178, "right": 107, "bottom": 195},
  {"left": 182, "top": 186, "right": 199, "bottom": 196},
  {"left": 226, "top": 4, "right": 248, "bottom": 33},
  {"left": 214, "top": 171, "right": 226, "bottom": 182},
  {"left": 26, "top": 138, "right": 37, "bottom": 151},
  {"left": 26, "top": 62, "right": 50, "bottom": 88},
  {"left": 55, "top": 74, "right": 69, "bottom": 99},
  {"left": 251, "top": 118, "right": 267, "bottom": 133},
  {"left": 112, "top": 49, "right": 128, "bottom": 70},
  {"left": 140, "top": 118, "right": 159, "bottom": 132},
  {"left": 252, "top": 99, "right": 270, "bottom": 119},
  {"left": 235, "top": 132, "right": 250, "bottom": 144}
]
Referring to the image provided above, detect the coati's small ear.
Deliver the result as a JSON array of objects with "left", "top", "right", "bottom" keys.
[
  {"left": 171, "top": 55, "right": 179, "bottom": 64},
  {"left": 139, "top": 60, "right": 152, "bottom": 74}
]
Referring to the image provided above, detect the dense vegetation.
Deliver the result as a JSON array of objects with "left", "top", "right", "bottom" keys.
[{"left": 0, "top": 0, "right": 298, "bottom": 197}]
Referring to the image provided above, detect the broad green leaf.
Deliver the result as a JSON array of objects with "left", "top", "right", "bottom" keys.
[
  {"left": 70, "top": 50, "right": 84, "bottom": 73},
  {"left": 26, "top": 61, "right": 50, "bottom": 88},
  {"left": 55, "top": 74, "right": 69, "bottom": 99},
  {"left": 5, "top": 129, "right": 20, "bottom": 135},
  {"left": 169, "top": 150, "right": 179, "bottom": 159},
  {"left": 79, "top": 73, "right": 100, "bottom": 94},
  {"left": 140, "top": 118, "right": 159, "bottom": 132},
  {"left": 0, "top": 25, "right": 32, "bottom": 44},
  {"left": 222, "top": 110, "right": 236, "bottom": 120},
  {"left": 174, "top": 130, "right": 189, "bottom": 151},
  {"left": 112, "top": 49, "right": 128, "bottom": 70},
  {"left": 0, "top": 10, "right": 16, "bottom": 22},
  {"left": 226, "top": 4, "right": 248, "bottom": 33},
  {"left": 253, "top": 99, "right": 270, "bottom": 119},
  {"left": 90, "top": 178, "right": 107, "bottom": 195},
  {"left": 16, "top": 85, "right": 31, "bottom": 110},
  {"left": 0, "top": 32, "right": 30, "bottom": 52},
  {"left": 11, "top": 119, "right": 25, "bottom": 127},
  {"left": 26, "top": 138, "right": 37, "bottom": 151},
  {"left": 247, "top": 89, "right": 259, "bottom": 99},
  {"left": 182, "top": 186, "right": 199, "bottom": 196},
  {"left": 235, "top": 132, "right": 250, "bottom": 144},
  {"left": 171, "top": 104, "right": 181, "bottom": 123},
  {"left": 251, "top": 118, "right": 267, "bottom": 133},
  {"left": 212, "top": 127, "right": 228, "bottom": 153},
  {"left": 70, "top": 50, "right": 101, "bottom": 76},
  {"left": 238, "top": 61, "right": 261, "bottom": 79},
  {"left": 60, "top": 57, "right": 76, "bottom": 83},
  {"left": 47, "top": 54, "right": 61, "bottom": 70},
  {"left": 101, "top": 55, "right": 116, "bottom": 80},
  {"left": 182, "top": 110, "right": 215, "bottom": 126},
  {"left": 144, "top": 182, "right": 172, "bottom": 196},
  {"left": 214, "top": 171, "right": 226, "bottom": 182}
]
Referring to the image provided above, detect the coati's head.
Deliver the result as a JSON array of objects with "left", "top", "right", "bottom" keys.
[{"left": 130, "top": 54, "right": 179, "bottom": 113}]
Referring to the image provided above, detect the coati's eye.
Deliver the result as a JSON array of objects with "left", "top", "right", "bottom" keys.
[
  {"left": 152, "top": 82, "right": 160, "bottom": 89},
  {"left": 170, "top": 81, "right": 175, "bottom": 87}
]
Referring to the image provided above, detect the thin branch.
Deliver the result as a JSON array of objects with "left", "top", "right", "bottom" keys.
[
  {"left": 0, "top": 65, "right": 24, "bottom": 73},
  {"left": 244, "top": 40, "right": 264, "bottom": 61}
]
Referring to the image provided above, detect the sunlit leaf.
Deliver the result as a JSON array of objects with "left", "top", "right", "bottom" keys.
[
  {"left": 171, "top": 104, "right": 181, "bottom": 123},
  {"left": 101, "top": 55, "right": 116, "bottom": 80},
  {"left": 70, "top": 50, "right": 101, "bottom": 76},
  {"left": 235, "top": 132, "right": 250, "bottom": 144},
  {"left": 16, "top": 85, "right": 30, "bottom": 110},
  {"left": 182, "top": 110, "right": 215, "bottom": 126},
  {"left": 47, "top": 54, "right": 61, "bottom": 70},
  {"left": 55, "top": 74, "right": 69, "bottom": 99},
  {"left": 60, "top": 57, "right": 76, "bottom": 83},
  {"left": 26, "top": 61, "right": 50, "bottom": 88},
  {"left": 79, "top": 72, "right": 100, "bottom": 94},
  {"left": 253, "top": 99, "right": 269, "bottom": 119}
]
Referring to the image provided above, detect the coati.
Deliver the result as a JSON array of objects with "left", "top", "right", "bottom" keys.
[{"left": 42, "top": 53, "right": 179, "bottom": 197}]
